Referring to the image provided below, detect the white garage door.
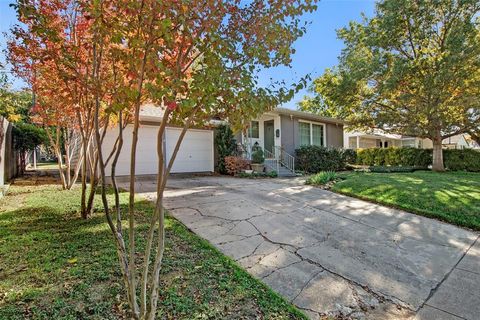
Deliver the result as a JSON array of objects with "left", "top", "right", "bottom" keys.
[
  {"left": 102, "top": 125, "right": 214, "bottom": 176},
  {"left": 165, "top": 127, "right": 214, "bottom": 173}
]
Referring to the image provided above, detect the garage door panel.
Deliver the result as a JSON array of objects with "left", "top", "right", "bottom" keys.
[
  {"left": 166, "top": 128, "right": 214, "bottom": 173},
  {"left": 103, "top": 125, "right": 213, "bottom": 176}
]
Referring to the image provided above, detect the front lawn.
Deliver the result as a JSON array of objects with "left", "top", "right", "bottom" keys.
[
  {"left": 331, "top": 171, "right": 480, "bottom": 230},
  {"left": 0, "top": 184, "right": 305, "bottom": 319}
]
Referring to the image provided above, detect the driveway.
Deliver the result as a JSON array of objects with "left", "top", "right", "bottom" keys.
[{"left": 133, "top": 176, "right": 479, "bottom": 320}]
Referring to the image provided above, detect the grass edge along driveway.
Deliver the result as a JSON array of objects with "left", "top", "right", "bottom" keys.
[
  {"left": 332, "top": 170, "right": 480, "bottom": 231},
  {"left": 0, "top": 184, "right": 306, "bottom": 320}
]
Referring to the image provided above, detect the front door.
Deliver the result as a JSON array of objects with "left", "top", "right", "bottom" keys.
[{"left": 264, "top": 120, "right": 275, "bottom": 154}]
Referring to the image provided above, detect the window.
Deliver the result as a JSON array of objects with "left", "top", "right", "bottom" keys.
[
  {"left": 299, "top": 121, "right": 324, "bottom": 146},
  {"left": 299, "top": 122, "right": 310, "bottom": 145},
  {"left": 402, "top": 139, "right": 415, "bottom": 147},
  {"left": 312, "top": 124, "right": 324, "bottom": 146},
  {"left": 248, "top": 121, "right": 259, "bottom": 138}
]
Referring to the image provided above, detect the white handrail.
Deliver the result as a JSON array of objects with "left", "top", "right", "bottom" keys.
[
  {"left": 274, "top": 146, "right": 295, "bottom": 173},
  {"left": 263, "top": 148, "right": 279, "bottom": 173}
]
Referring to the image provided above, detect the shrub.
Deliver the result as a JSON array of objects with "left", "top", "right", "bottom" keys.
[
  {"left": 224, "top": 156, "right": 250, "bottom": 175},
  {"left": 342, "top": 149, "right": 357, "bottom": 164},
  {"left": 306, "top": 171, "right": 338, "bottom": 185},
  {"left": 356, "top": 147, "right": 431, "bottom": 168},
  {"left": 251, "top": 148, "right": 265, "bottom": 164},
  {"left": 214, "top": 125, "right": 236, "bottom": 174},
  {"left": 295, "top": 146, "right": 347, "bottom": 173},
  {"left": 444, "top": 149, "right": 480, "bottom": 172},
  {"left": 355, "top": 147, "right": 480, "bottom": 172}
]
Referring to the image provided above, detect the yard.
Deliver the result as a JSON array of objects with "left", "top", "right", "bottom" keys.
[
  {"left": 332, "top": 171, "right": 480, "bottom": 230},
  {"left": 0, "top": 183, "right": 305, "bottom": 319}
]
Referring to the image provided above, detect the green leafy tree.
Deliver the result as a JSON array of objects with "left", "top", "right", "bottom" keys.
[
  {"left": 0, "top": 73, "right": 32, "bottom": 123},
  {"left": 0, "top": 73, "right": 47, "bottom": 174},
  {"left": 13, "top": 122, "right": 48, "bottom": 174},
  {"left": 300, "top": 0, "right": 480, "bottom": 171},
  {"left": 215, "top": 125, "right": 236, "bottom": 174}
]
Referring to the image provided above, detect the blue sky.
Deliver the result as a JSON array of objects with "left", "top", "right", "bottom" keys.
[{"left": 0, "top": 0, "right": 375, "bottom": 109}]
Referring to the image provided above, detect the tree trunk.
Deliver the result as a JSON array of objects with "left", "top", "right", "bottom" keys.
[
  {"left": 80, "top": 142, "right": 88, "bottom": 218},
  {"left": 85, "top": 154, "right": 98, "bottom": 216},
  {"left": 432, "top": 134, "right": 445, "bottom": 172}
]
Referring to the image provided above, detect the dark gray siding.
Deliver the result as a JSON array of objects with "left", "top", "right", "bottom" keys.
[
  {"left": 280, "top": 115, "right": 296, "bottom": 155},
  {"left": 326, "top": 123, "right": 344, "bottom": 147},
  {"left": 280, "top": 115, "right": 344, "bottom": 155}
]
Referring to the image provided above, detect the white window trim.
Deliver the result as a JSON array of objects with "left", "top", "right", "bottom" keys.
[{"left": 298, "top": 120, "right": 327, "bottom": 147}]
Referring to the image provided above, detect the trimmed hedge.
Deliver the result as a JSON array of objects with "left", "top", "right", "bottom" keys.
[
  {"left": 444, "top": 149, "right": 480, "bottom": 172},
  {"left": 356, "top": 147, "right": 432, "bottom": 168},
  {"left": 355, "top": 147, "right": 480, "bottom": 172},
  {"left": 295, "top": 146, "right": 349, "bottom": 173},
  {"left": 295, "top": 146, "right": 480, "bottom": 173}
]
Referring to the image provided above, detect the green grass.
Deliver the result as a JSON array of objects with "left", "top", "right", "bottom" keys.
[
  {"left": 0, "top": 184, "right": 306, "bottom": 319},
  {"left": 30, "top": 162, "right": 61, "bottom": 170},
  {"left": 332, "top": 170, "right": 480, "bottom": 230}
]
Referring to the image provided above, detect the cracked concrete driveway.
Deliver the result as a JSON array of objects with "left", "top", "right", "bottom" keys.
[{"left": 132, "top": 176, "right": 480, "bottom": 320}]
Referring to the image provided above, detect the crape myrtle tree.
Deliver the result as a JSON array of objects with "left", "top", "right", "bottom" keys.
[
  {"left": 8, "top": 0, "right": 315, "bottom": 317},
  {"left": 8, "top": 0, "right": 120, "bottom": 217},
  {"left": 300, "top": 0, "right": 480, "bottom": 171},
  {"left": 8, "top": 0, "right": 90, "bottom": 191},
  {"left": 86, "top": 0, "right": 316, "bottom": 319}
]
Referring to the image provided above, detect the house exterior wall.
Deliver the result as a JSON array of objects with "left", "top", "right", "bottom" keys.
[
  {"left": 279, "top": 114, "right": 344, "bottom": 155},
  {"left": 326, "top": 123, "right": 344, "bottom": 148}
]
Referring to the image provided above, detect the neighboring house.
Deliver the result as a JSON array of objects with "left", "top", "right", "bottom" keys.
[
  {"left": 344, "top": 130, "right": 475, "bottom": 150},
  {"left": 442, "top": 134, "right": 472, "bottom": 149},
  {"left": 239, "top": 108, "right": 344, "bottom": 176},
  {"left": 344, "top": 130, "right": 432, "bottom": 150}
]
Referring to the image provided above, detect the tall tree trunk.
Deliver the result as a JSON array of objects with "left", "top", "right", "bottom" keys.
[
  {"left": 85, "top": 154, "right": 98, "bottom": 215},
  {"left": 432, "top": 132, "right": 445, "bottom": 172},
  {"left": 80, "top": 141, "right": 88, "bottom": 219}
]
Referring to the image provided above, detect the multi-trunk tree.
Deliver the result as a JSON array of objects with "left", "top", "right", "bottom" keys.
[
  {"left": 87, "top": 1, "right": 315, "bottom": 318},
  {"left": 300, "top": 0, "right": 480, "bottom": 171},
  {"left": 9, "top": 0, "right": 316, "bottom": 318}
]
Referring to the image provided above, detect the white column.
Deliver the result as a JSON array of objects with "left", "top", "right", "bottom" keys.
[{"left": 356, "top": 136, "right": 360, "bottom": 149}]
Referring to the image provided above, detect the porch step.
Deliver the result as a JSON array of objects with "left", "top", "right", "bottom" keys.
[
  {"left": 276, "top": 167, "right": 296, "bottom": 177},
  {"left": 264, "top": 160, "right": 296, "bottom": 177}
]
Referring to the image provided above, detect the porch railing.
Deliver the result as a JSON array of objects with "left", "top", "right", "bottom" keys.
[
  {"left": 275, "top": 146, "right": 295, "bottom": 173},
  {"left": 264, "top": 146, "right": 295, "bottom": 175},
  {"left": 264, "top": 148, "right": 279, "bottom": 173}
]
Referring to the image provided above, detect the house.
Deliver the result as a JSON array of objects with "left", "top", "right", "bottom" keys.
[
  {"left": 442, "top": 134, "right": 473, "bottom": 149},
  {"left": 344, "top": 130, "right": 476, "bottom": 150},
  {"left": 344, "top": 130, "right": 432, "bottom": 150},
  {"left": 97, "top": 106, "right": 344, "bottom": 178},
  {"left": 239, "top": 108, "right": 344, "bottom": 176}
]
